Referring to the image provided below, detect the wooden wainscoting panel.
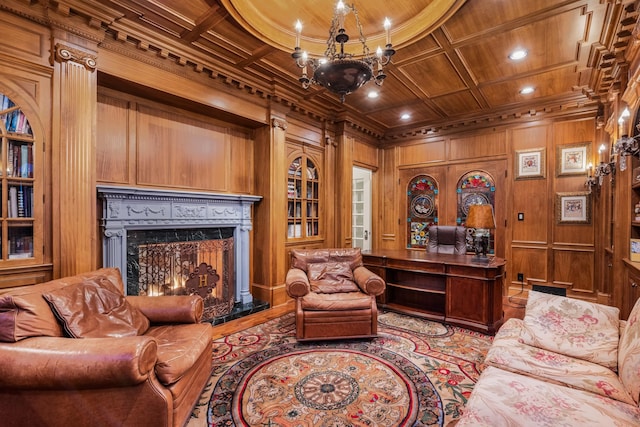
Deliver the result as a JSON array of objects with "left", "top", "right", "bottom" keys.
[
  {"left": 0, "top": 12, "right": 50, "bottom": 67},
  {"left": 97, "top": 92, "right": 130, "bottom": 183},
  {"left": 552, "top": 247, "right": 595, "bottom": 294},
  {"left": 353, "top": 139, "right": 379, "bottom": 169},
  {"left": 449, "top": 130, "right": 507, "bottom": 161},
  {"left": 510, "top": 245, "right": 548, "bottom": 285},
  {"left": 512, "top": 177, "right": 549, "bottom": 242},
  {"left": 285, "top": 116, "right": 324, "bottom": 147},
  {"left": 380, "top": 146, "right": 400, "bottom": 249},
  {"left": 398, "top": 139, "right": 446, "bottom": 167},
  {"left": 136, "top": 104, "right": 242, "bottom": 191},
  {"left": 229, "top": 127, "right": 254, "bottom": 194}
]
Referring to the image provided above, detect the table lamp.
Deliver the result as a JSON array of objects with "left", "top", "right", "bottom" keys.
[{"left": 466, "top": 204, "right": 495, "bottom": 263}]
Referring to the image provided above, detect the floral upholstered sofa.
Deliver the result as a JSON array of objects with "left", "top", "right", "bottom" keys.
[{"left": 457, "top": 290, "right": 640, "bottom": 426}]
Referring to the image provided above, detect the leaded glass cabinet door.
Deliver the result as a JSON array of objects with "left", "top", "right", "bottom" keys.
[
  {"left": 0, "top": 92, "right": 41, "bottom": 263},
  {"left": 287, "top": 155, "right": 320, "bottom": 240}
]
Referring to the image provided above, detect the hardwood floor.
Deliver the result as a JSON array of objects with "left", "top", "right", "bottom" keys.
[{"left": 210, "top": 297, "right": 527, "bottom": 339}]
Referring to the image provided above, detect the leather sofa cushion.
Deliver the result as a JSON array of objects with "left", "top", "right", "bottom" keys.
[
  {"left": 300, "top": 291, "right": 373, "bottom": 311},
  {"left": 307, "top": 262, "right": 359, "bottom": 293},
  {"left": 0, "top": 293, "right": 64, "bottom": 342},
  {"left": 43, "top": 278, "right": 150, "bottom": 338},
  {"left": 145, "top": 323, "right": 212, "bottom": 385}
]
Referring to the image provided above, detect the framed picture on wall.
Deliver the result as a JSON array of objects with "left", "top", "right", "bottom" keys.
[
  {"left": 555, "top": 192, "right": 591, "bottom": 224},
  {"left": 515, "top": 148, "right": 545, "bottom": 180},
  {"left": 631, "top": 239, "right": 640, "bottom": 262},
  {"left": 556, "top": 142, "right": 590, "bottom": 176}
]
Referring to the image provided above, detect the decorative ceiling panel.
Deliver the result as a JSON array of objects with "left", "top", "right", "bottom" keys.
[{"left": 90, "top": 0, "right": 638, "bottom": 138}]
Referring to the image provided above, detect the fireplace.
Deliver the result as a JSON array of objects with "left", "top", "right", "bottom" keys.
[{"left": 97, "top": 186, "right": 261, "bottom": 321}]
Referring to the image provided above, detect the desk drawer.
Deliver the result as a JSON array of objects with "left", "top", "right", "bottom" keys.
[{"left": 387, "top": 258, "right": 445, "bottom": 273}]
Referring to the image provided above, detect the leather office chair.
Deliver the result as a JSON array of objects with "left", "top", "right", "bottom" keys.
[
  {"left": 426, "top": 225, "right": 468, "bottom": 255},
  {"left": 285, "top": 248, "right": 385, "bottom": 341}
]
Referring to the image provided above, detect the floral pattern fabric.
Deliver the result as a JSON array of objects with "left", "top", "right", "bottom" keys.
[
  {"left": 486, "top": 318, "right": 635, "bottom": 405},
  {"left": 618, "top": 297, "right": 640, "bottom": 404},
  {"left": 457, "top": 366, "right": 640, "bottom": 427},
  {"left": 519, "top": 290, "right": 620, "bottom": 370}
]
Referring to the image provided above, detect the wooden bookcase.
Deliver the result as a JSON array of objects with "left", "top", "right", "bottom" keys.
[
  {"left": 0, "top": 93, "right": 43, "bottom": 270},
  {"left": 287, "top": 154, "right": 320, "bottom": 240}
]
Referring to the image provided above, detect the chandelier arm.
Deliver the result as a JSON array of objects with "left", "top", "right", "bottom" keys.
[{"left": 291, "top": 1, "right": 394, "bottom": 102}]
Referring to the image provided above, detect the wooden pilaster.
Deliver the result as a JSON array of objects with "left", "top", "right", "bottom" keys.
[{"left": 51, "top": 40, "right": 98, "bottom": 277}]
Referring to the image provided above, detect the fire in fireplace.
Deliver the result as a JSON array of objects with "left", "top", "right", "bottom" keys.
[{"left": 127, "top": 228, "right": 235, "bottom": 320}]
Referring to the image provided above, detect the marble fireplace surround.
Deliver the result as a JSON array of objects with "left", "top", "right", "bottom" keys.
[{"left": 97, "top": 185, "right": 262, "bottom": 305}]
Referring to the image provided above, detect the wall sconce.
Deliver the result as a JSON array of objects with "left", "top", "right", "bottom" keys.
[
  {"left": 613, "top": 133, "right": 640, "bottom": 171},
  {"left": 585, "top": 144, "right": 616, "bottom": 192}
]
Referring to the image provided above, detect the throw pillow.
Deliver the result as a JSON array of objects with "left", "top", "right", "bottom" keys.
[
  {"left": 0, "top": 293, "right": 65, "bottom": 342},
  {"left": 43, "top": 277, "right": 149, "bottom": 338},
  {"left": 307, "top": 262, "right": 359, "bottom": 293},
  {"left": 519, "top": 290, "right": 620, "bottom": 369},
  {"left": 618, "top": 297, "right": 640, "bottom": 404}
]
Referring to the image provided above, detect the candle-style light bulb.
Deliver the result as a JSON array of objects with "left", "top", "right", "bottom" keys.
[
  {"left": 384, "top": 18, "right": 391, "bottom": 45},
  {"left": 301, "top": 51, "right": 308, "bottom": 74},
  {"left": 337, "top": 1, "right": 345, "bottom": 30},
  {"left": 599, "top": 144, "right": 606, "bottom": 163},
  {"left": 295, "top": 20, "right": 302, "bottom": 48}
]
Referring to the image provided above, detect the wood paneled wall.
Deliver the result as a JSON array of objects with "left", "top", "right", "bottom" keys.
[
  {"left": 96, "top": 88, "right": 254, "bottom": 194},
  {"left": 379, "top": 115, "right": 600, "bottom": 301}
]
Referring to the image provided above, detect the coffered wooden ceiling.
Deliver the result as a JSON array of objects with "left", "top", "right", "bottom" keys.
[{"left": 96, "top": 0, "right": 638, "bottom": 138}]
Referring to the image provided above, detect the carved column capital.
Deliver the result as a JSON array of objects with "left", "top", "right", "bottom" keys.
[
  {"left": 54, "top": 43, "right": 97, "bottom": 71},
  {"left": 272, "top": 117, "right": 288, "bottom": 131}
]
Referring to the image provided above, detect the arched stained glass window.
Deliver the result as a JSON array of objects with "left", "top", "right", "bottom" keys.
[
  {"left": 407, "top": 175, "right": 438, "bottom": 248},
  {"left": 457, "top": 171, "right": 496, "bottom": 253}
]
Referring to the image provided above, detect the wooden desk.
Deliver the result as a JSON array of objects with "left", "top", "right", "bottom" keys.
[{"left": 362, "top": 249, "right": 505, "bottom": 334}]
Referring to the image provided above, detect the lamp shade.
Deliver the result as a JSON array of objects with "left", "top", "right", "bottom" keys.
[{"left": 466, "top": 204, "right": 495, "bottom": 229}]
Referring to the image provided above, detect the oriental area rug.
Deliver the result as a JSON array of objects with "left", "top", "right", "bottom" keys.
[{"left": 187, "top": 311, "right": 493, "bottom": 427}]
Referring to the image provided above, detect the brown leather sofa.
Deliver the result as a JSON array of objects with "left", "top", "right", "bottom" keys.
[
  {"left": 0, "top": 268, "right": 213, "bottom": 427},
  {"left": 285, "top": 248, "right": 385, "bottom": 341},
  {"left": 426, "top": 225, "right": 468, "bottom": 255}
]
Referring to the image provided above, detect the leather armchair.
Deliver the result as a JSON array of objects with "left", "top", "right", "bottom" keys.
[
  {"left": 426, "top": 225, "right": 468, "bottom": 255},
  {"left": 0, "top": 268, "right": 212, "bottom": 427},
  {"left": 285, "top": 248, "right": 385, "bottom": 341}
]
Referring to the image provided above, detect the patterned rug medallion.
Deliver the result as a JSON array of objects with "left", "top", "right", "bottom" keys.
[{"left": 187, "top": 311, "right": 493, "bottom": 427}]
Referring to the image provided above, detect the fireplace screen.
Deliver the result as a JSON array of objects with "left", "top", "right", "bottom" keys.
[{"left": 127, "top": 228, "right": 234, "bottom": 320}]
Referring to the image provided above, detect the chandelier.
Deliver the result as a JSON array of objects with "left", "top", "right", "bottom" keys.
[{"left": 292, "top": 1, "right": 395, "bottom": 103}]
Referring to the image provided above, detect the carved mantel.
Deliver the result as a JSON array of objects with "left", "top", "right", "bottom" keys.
[{"left": 97, "top": 185, "right": 262, "bottom": 304}]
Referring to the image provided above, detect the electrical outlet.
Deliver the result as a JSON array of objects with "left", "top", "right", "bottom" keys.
[{"left": 517, "top": 273, "right": 524, "bottom": 282}]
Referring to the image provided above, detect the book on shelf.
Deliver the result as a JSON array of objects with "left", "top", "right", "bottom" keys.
[
  {"left": 8, "top": 142, "right": 33, "bottom": 178},
  {"left": 8, "top": 186, "right": 17, "bottom": 218},
  {"left": 8, "top": 185, "right": 32, "bottom": 218},
  {"left": 0, "top": 94, "right": 14, "bottom": 111},
  {"left": 9, "top": 234, "right": 33, "bottom": 259},
  {"left": 17, "top": 187, "right": 24, "bottom": 218},
  {"left": 4, "top": 111, "right": 31, "bottom": 134}
]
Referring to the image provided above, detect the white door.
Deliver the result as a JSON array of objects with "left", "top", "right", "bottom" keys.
[{"left": 352, "top": 166, "right": 372, "bottom": 251}]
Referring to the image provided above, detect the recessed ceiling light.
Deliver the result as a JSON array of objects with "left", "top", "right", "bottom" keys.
[
  {"left": 400, "top": 113, "right": 411, "bottom": 120},
  {"left": 519, "top": 86, "right": 534, "bottom": 94},
  {"left": 368, "top": 91, "right": 379, "bottom": 99},
  {"left": 509, "top": 49, "right": 528, "bottom": 60}
]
